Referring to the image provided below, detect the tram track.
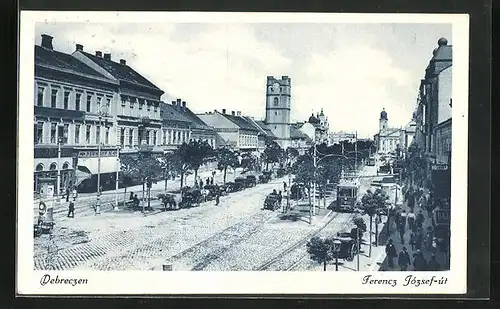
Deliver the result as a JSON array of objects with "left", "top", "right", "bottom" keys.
[{"left": 255, "top": 212, "right": 356, "bottom": 271}]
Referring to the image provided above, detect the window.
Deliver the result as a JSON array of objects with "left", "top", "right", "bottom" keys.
[
  {"left": 86, "top": 94, "right": 92, "bottom": 112},
  {"left": 154, "top": 106, "right": 158, "bottom": 115},
  {"left": 96, "top": 97, "right": 102, "bottom": 112},
  {"left": 75, "top": 93, "right": 81, "bottom": 111},
  {"left": 121, "top": 99, "right": 126, "bottom": 115},
  {"left": 105, "top": 127, "right": 109, "bottom": 144},
  {"left": 36, "top": 163, "right": 44, "bottom": 172},
  {"left": 167, "top": 131, "right": 171, "bottom": 144},
  {"left": 37, "top": 87, "right": 44, "bottom": 106},
  {"left": 35, "top": 122, "right": 43, "bottom": 144},
  {"left": 145, "top": 130, "right": 150, "bottom": 144},
  {"left": 139, "top": 102, "right": 143, "bottom": 110},
  {"left": 96, "top": 126, "right": 101, "bottom": 144},
  {"left": 275, "top": 112, "right": 277, "bottom": 116},
  {"left": 128, "top": 128, "right": 133, "bottom": 146},
  {"left": 120, "top": 128, "right": 125, "bottom": 146},
  {"left": 106, "top": 98, "right": 111, "bottom": 112},
  {"left": 62, "top": 162, "right": 69, "bottom": 169},
  {"left": 273, "top": 97, "right": 278, "bottom": 106},
  {"left": 74, "top": 124, "right": 80, "bottom": 144},
  {"left": 86, "top": 125, "right": 91, "bottom": 143},
  {"left": 280, "top": 87, "right": 283, "bottom": 92},
  {"left": 51, "top": 89, "right": 58, "bottom": 108},
  {"left": 62, "top": 124, "right": 69, "bottom": 144},
  {"left": 173, "top": 131, "right": 176, "bottom": 144},
  {"left": 50, "top": 123, "right": 57, "bottom": 143},
  {"left": 162, "top": 130, "right": 166, "bottom": 144},
  {"left": 147, "top": 103, "right": 151, "bottom": 112},
  {"left": 177, "top": 131, "right": 181, "bottom": 143},
  {"left": 63, "top": 91, "right": 70, "bottom": 109},
  {"left": 153, "top": 130, "right": 157, "bottom": 145},
  {"left": 49, "top": 163, "right": 57, "bottom": 171}
]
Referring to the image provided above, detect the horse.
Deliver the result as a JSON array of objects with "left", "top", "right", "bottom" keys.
[
  {"left": 200, "top": 189, "right": 210, "bottom": 202},
  {"left": 161, "top": 193, "right": 183, "bottom": 210}
]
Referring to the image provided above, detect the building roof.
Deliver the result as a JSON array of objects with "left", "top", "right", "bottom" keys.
[
  {"left": 160, "top": 103, "right": 192, "bottom": 125},
  {"left": 224, "top": 114, "right": 259, "bottom": 132},
  {"left": 169, "top": 104, "right": 213, "bottom": 130},
  {"left": 78, "top": 51, "right": 163, "bottom": 92},
  {"left": 35, "top": 46, "right": 109, "bottom": 80},
  {"left": 290, "top": 125, "right": 311, "bottom": 140},
  {"left": 308, "top": 114, "right": 319, "bottom": 124}
]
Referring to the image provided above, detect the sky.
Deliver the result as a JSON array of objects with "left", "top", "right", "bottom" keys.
[{"left": 35, "top": 22, "right": 451, "bottom": 138}]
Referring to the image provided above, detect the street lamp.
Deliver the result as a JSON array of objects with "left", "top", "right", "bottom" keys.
[
  {"left": 56, "top": 124, "right": 66, "bottom": 206},
  {"left": 114, "top": 145, "right": 120, "bottom": 210},
  {"left": 332, "top": 239, "right": 341, "bottom": 271},
  {"left": 96, "top": 106, "right": 109, "bottom": 215}
]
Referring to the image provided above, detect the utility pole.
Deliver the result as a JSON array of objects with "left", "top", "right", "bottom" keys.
[
  {"left": 355, "top": 131, "right": 358, "bottom": 175},
  {"left": 56, "top": 125, "right": 62, "bottom": 209},
  {"left": 357, "top": 228, "right": 360, "bottom": 271},
  {"left": 114, "top": 145, "right": 120, "bottom": 210},
  {"left": 311, "top": 143, "right": 317, "bottom": 224},
  {"left": 96, "top": 115, "right": 102, "bottom": 215}
]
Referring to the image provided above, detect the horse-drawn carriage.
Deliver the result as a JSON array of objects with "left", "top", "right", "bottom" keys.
[
  {"left": 276, "top": 168, "right": 287, "bottom": 178},
  {"left": 226, "top": 181, "right": 245, "bottom": 193},
  {"left": 34, "top": 202, "right": 55, "bottom": 237},
  {"left": 203, "top": 184, "right": 225, "bottom": 199},
  {"left": 378, "top": 162, "right": 392, "bottom": 174},
  {"left": 264, "top": 193, "right": 281, "bottom": 211},
  {"left": 333, "top": 231, "right": 360, "bottom": 262},
  {"left": 245, "top": 175, "right": 257, "bottom": 187},
  {"left": 259, "top": 171, "right": 272, "bottom": 183}
]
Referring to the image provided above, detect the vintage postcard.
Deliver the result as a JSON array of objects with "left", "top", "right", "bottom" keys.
[{"left": 17, "top": 11, "right": 469, "bottom": 295}]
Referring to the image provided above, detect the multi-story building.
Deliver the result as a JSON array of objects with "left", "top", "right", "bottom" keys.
[
  {"left": 330, "top": 131, "right": 357, "bottom": 145},
  {"left": 34, "top": 34, "right": 120, "bottom": 196},
  {"left": 246, "top": 118, "right": 276, "bottom": 153},
  {"left": 167, "top": 99, "right": 219, "bottom": 149},
  {"left": 159, "top": 101, "right": 193, "bottom": 152},
  {"left": 264, "top": 76, "right": 291, "bottom": 148},
  {"left": 72, "top": 44, "right": 165, "bottom": 155},
  {"left": 373, "top": 108, "right": 405, "bottom": 154},
  {"left": 298, "top": 109, "right": 330, "bottom": 145},
  {"left": 413, "top": 37, "right": 452, "bottom": 198},
  {"left": 290, "top": 124, "right": 313, "bottom": 154},
  {"left": 197, "top": 110, "right": 259, "bottom": 152}
]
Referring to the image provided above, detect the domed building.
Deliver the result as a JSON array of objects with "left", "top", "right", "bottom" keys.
[{"left": 373, "top": 108, "right": 415, "bottom": 154}]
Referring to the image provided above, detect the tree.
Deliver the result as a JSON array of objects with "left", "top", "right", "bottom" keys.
[
  {"left": 262, "top": 140, "right": 285, "bottom": 170},
  {"left": 175, "top": 140, "right": 215, "bottom": 188},
  {"left": 306, "top": 236, "right": 336, "bottom": 271},
  {"left": 286, "top": 147, "right": 300, "bottom": 168},
  {"left": 159, "top": 152, "right": 182, "bottom": 192},
  {"left": 216, "top": 147, "right": 239, "bottom": 184},
  {"left": 240, "top": 152, "right": 259, "bottom": 172},
  {"left": 360, "top": 188, "right": 389, "bottom": 257},
  {"left": 119, "top": 151, "right": 163, "bottom": 210}
]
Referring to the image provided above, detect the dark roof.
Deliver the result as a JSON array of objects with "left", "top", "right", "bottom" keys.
[
  {"left": 434, "top": 45, "right": 452, "bottom": 61},
  {"left": 290, "top": 125, "right": 310, "bottom": 140},
  {"left": 35, "top": 46, "right": 108, "bottom": 79},
  {"left": 255, "top": 121, "right": 275, "bottom": 137},
  {"left": 79, "top": 51, "right": 163, "bottom": 92},
  {"left": 224, "top": 114, "right": 259, "bottom": 131},
  {"left": 169, "top": 104, "right": 214, "bottom": 130},
  {"left": 308, "top": 114, "right": 319, "bottom": 124},
  {"left": 160, "top": 103, "right": 192, "bottom": 125}
]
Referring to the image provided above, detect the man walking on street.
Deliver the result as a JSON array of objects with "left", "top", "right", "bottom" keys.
[
  {"left": 385, "top": 239, "right": 397, "bottom": 269},
  {"left": 66, "top": 187, "right": 70, "bottom": 202},
  {"left": 427, "top": 254, "right": 441, "bottom": 271},
  {"left": 72, "top": 187, "right": 77, "bottom": 201},
  {"left": 413, "top": 250, "right": 428, "bottom": 271},
  {"left": 398, "top": 247, "right": 411, "bottom": 271},
  {"left": 416, "top": 210, "right": 425, "bottom": 230},
  {"left": 215, "top": 192, "right": 220, "bottom": 206},
  {"left": 407, "top": 210, "right": 416, "bottom": 232},
  {"left": 67, "top": 201, "right": 75, "bottom": 218}
]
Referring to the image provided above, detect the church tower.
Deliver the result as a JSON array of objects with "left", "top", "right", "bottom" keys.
[
  {"left": 380, "top": 108, "right": 388, "bottom": 132},
  {"left": 265, "top": 76, "right": 291, "bottom": 148}
]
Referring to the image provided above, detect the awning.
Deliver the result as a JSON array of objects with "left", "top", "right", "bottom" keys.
[{"left": 77, "top": 157, "right": 119, "bottom": 175}]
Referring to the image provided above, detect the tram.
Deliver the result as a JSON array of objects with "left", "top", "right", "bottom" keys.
[{"left": 334, "top": 179, "right": 360, "bottom": 213}]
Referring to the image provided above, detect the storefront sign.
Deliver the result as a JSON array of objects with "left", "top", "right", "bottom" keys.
[
  {"left": 432, "top": 164, "right": 449, "bottom": 171},
  {"left": 78, "top": 150, "right": 117, "bottom": 158}
]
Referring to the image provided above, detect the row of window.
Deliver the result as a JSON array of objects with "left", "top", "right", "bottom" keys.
[
  {"left": 35, "top": 162, "right": 71, "bottom": 172},
  {"left": 35, "top": 84, "right": 160, "bottom": 120},
  {"left": 34, "top": 121, "right": 111, "bottom": 145},
  {"left": 239, "top": 135, "right": 257, "bottom": 147}
]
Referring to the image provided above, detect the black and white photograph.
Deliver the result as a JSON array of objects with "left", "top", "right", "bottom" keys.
[{"left": 17, "top": 12, "right": 469, "bottom": 295}]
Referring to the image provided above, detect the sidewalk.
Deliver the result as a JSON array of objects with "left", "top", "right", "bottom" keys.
[{"left": 377, "top": 195, "right": 449, "bottom": 271}]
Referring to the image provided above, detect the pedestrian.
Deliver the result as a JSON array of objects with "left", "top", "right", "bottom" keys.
[
  {"left": 133, "top": 194, "right": 140, "bottom": 208},
  {"left": 409, "top": 232, "right": 416, "bottom": 251},
  {"left": 398, "top": 247, "right": 411, "bottom": 271},
  {"left": 215, "top": 193, "right": 220, "bottom": 206},
  {"left": 415, "top": 230, "right": 423, "bottom": 251},
  {"left": 412, "top": 250, "right": 428, "bottom": 271},
  {"left": 399, "top": 224, "right": 405, "bottom": 244},
  {"left": 416, "top": 210, "right": 425, "bottom": 229},
  {"left": 72, "top": 187, "right": 78, "bottom": 201},
  {"left": 278, "top": 191, "right": 283, "bottom": 205},
  {"left": 66, "top": 187, "right": 70, "bottom": 202},
  {"left": 199, "top": 179, "right": 203, "bottom": 189},
  {"left": 129, "top": 192, "right": 134, "bottom": 201},
  {"left": 67, "top": 201, "right": 75, "bottom": 218},
  {"left": 210, "top": 177, "right": 214, "bottom": 185},
  {"left": 407, "top": 211, "right": 416, "bottom": 232},
  {"left": 385, "top": 239, "right": 397, "bottom": 269},
  {"left": 272, "top": 189, "right": 277, "bottom": 195},
  {"left": 206, "top": 177, "right": 210, "bottom": 186},
  {"left": 283, "top": 181, "right": 287, "bottom": 191},
  {"left": 427, "top": 254, "right": 441, "bottom": 271},
  {"left": 400, "top": 210, "right": 407, "bottom": 231}
]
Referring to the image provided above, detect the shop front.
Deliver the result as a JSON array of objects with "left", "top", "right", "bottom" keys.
[{"left": 74, "top": 148, "right": 120, "bottom": 193}]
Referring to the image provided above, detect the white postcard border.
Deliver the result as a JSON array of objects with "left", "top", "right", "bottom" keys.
[{"left": 17, "top": 11, "right": 469, "bottom": 295}]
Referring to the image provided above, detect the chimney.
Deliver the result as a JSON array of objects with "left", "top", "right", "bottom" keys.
[
  {"left": 95, "top": 51, "right": 102, "bottom": 57},
  {"left": 171, "top": 100, "right": 176, "bottom": 106},
  {"left": 182, "top": 101, "right": 186, "bottom": 108},
  {"left": 222, "top": 109, "right": 226, "bottom": 114},
  {"left": 237, "top": 111, "right": 241, "bottom": 116},
  {"left": 41, "top": 34, "right": 53, "bottom": 50},
  {"left": 176, "top": 99, "right": 181, "bottom": 106},
  {"left": 214, "top": 109, "right": 217, "bottom": 113},
  {"left": 75, "top": 44, "right": 83, "bottom": 51},
  {"left": 119, "top": 59, "right": 126, "bottom": 65},
  {"left": 231, "top": 111, "right": 235, "bottom": 116},
  {"left": 103, "top": 53, "right": 111, "bottom": 60}
]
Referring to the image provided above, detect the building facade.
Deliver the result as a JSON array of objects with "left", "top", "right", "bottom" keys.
[
  {"left": 265, "top": 76, "right": 291, "bottom": 148},
  {"left": 34, "top": 34, "right": 120, "bottom": 196},
  {"left": 304, "top": 109, "right": 330, "bottom": 145},
  {"left": 374, "top": 108, "right": 404, "bottom": 154}
]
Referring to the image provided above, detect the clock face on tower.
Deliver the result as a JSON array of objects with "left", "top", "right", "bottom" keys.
[{"left": 272, "top": 82, "right": 280, "bottom": 92}]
